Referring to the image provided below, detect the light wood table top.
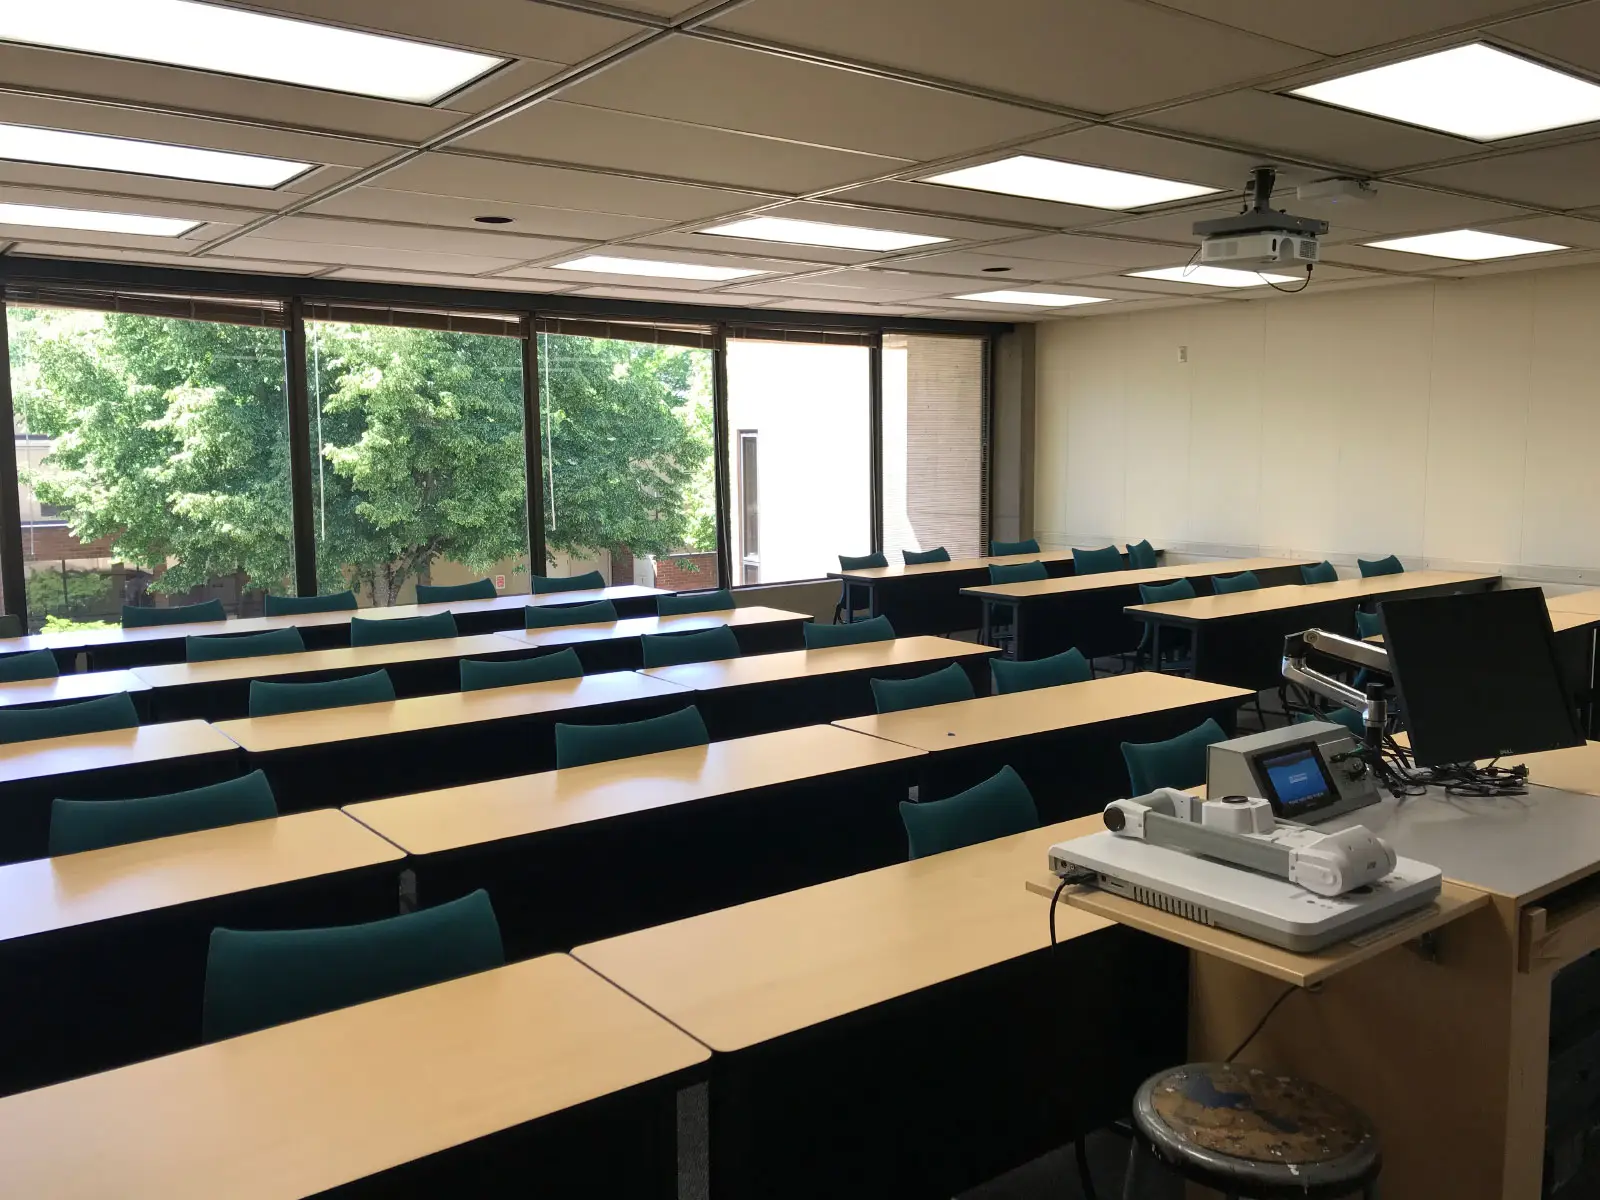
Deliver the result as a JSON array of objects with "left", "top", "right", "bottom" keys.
[
  {"left": 834, "top": 671, "right": 1251, "bottom": 752},
  {"left": 0, "top": 953, "right": 707, "bottom": 1200},
  {"left": 1546, "top": 589, "right": 1600, "bottom": 617},
  {"left": 961, "top": 557, "right": 1316, "bottom": 601},
  {"left": 830, "top": 549, "right": 1080, "bottom": 582},
  {"left": 1124, "top": 569, "right": 1500, "bottom": 623},
  {"left": 575, "top": 819, "right": 1111, "bottom": 1052},
  {"left": 639, "top": 634, "right": 995, "bottom": 692},
  {"left": 0, "top": 670, "right": 150, "bottom": 709},
  {"left": 0, "top": 809, "right": 401, "bottom": 945},
  {"left": 494, "top": 606, "right": 809, "bottom": 651},
  {"left": 130, "top": 634, "right": 520, "bottom": 689},
  {"left": 524, "top": 584, "right": 665, "bottom": 609},
  {"left": 214, "top": 670, "right": 690, "bottom": 754},
  {"left": 1511, "top": 739, "right": 1600, "bottom": 797},
  {"left": 345, "top": 724, "right": 924, "bottom": 855},
  {"left": 0, "top": 720, "right": 237, "bottom": 785}
]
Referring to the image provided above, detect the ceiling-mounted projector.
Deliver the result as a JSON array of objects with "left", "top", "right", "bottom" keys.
[{"left": 1193, "top": 166, "right": 1328, "bottom": 271}]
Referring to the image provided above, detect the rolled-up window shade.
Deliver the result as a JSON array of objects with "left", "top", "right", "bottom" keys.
[{"left": 5, "top": 285, "right": 287, "bottom": 328}]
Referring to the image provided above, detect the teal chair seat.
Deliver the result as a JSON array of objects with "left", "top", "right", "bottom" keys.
[
  {"left": 902, "top": 547, "right": 951, "bottom": 565},
  {"left": 1073, "top": 545, "right": 1125, "bottom": 575},
  {"left": 642, "top": 626, "right": 741, "bottom": 669},
  {"left": 416, "top": 578, "right": 495, "bottom": 604},
  {"left": 657, "top": 590, "right": 734, "bottom": 616},
  {"left": 1121, "top": 717, "right": 1227, "bottom": 794},
  {"left": 0, "top": 649, "right": 59, "bottom": 682},
  {"left": 460, "top": 649, "right": 582, "bottom": 692},
  {"left": 1357, "top": 555, "right": 1403, "bottom": 578},
  {"left": 1297, "top": 707, "right": 1364, "bottom": 740},
  {"left": 533, "top": 571, "right": 605, "bottom": 594},
  {"left": 249, "top": 669, "right": 395, "bottom": 718},
  {"left": 555, "top": 706, "right": 709, "bottom": 770},
  {"left": 0, "top": 692, "right": 138, "bottom": 744},
  {"left": 1300, "top": 561, "right": 1338, "bottom": 585},
  {"left": 990, "top": 539, "right": 1039, "bottom": 557},
  {"left": 49, "top": 771, "right": 277, "bottom": 857},
  {"left": 900, "top": 766, "right": 1039, "bottom": 859},
  {"left": 202, "top": 890, "right": 505, "bottom": 1042},
  {"left": 263, "top": 591, "right": 358, "bottom": 616},
  {"left": 871, "top": 663, "right": 975, "bottom": 714},
  {"left": 991, "top": 648, "right": 1090, "bottom": 695},
  {"left": 123, "top": 599, "right": 225, "bottom": 627},
  {"left": 1126, "top": 539, "right": 1159, "bottom": 570},
  {"left": 186, "top": 628, "right": 305, "bottom": 662},
  {"left": 989, "top": 561, "right": 1048, "bottom": 585},
  {"left": 836, "top": 553, "right": 887, "bottom": 623},
  {"left": 526, "top": 599, "right": 617, "bottom": 629},
  {"left": 805, "top": 614, "right": 895, "bottom": 649},
  {"left": 1211, "top": 571, "right": 1260, "bottom": 595},
  {"left": 349, "top": 612, "right": 457, "bottom": 647}
]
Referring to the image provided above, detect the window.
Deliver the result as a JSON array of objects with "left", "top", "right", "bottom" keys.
[
  {"left": 7, "top": 303, "right": 294, "bottom": 632},
  {"left": 738, "top": 431, "right": 759, "bottom": 585},
  {"left": 724, "top": 336, "right": 871, "bottom": 584}
]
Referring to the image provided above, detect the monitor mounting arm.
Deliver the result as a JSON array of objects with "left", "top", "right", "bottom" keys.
[{"left": 1282, "top": 629, "right": 1391, "bottom": 748}]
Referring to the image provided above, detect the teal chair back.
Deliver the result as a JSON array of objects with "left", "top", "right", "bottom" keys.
[
  {"left": 642, "top": 626, "right": 741, "bottom": 669},
  {"left": 0, "top": 649, "right": 58, "bottom": 682},
  {"left": 555, "top": 705, "right": 709, "bottom": 770},
  {"left": 49, "top": 770, "right": 277, "bottom": 857},
  {"left": 525, "top": 599, "right": 617, "bottom": 629},
  {"left": 902, "top": 547, "right": 951, "bottom": 565},
  {"left": 1073, "top": 545, "right": 1125, "bottom": 575},
  {"left": 415, "top": 578, "right": 495, "bottom": 604},
  {"left": 1138, "top": 578, "right": 1196, "bottom": 650},
  {"left": 805, "top": 614, "right": 895, "bottom": 649},
  {"left": 0, "top": 692, "right": 138, "bottom": 744},
  {"left": 1126, "top": 539, "right": 1158, "bottom": 569},
  {"left": 123, "top": 599, "right": 225, "bottom": 628},
  {"left": 870, "top": 663, "right": 975, "bottom": 714},
  {"left": 900, "top": 766, "right": 1039, "bottom": 859},
  {"left": 1121, "top": 717, "right": 1227, "bottom": 794},
  {"left": 249, "top": 669, "right": 395, "bottom": 718},
  {"left": 1355, "top": 610, "right": 1383, "bottom": 639},
  {"left": 202, "top": 890, "right": 504, "bottom": 1042},
  {"left": 349, "top": 612, "right": 457, "bottom": 647},
  {"left": 187, "top": 627, "right": 305, "bottom": 663},
  {"left": 657, "top": 590, "right": 734, "bottom": 616},
  {"left": 533, "top": 571, "right": 605, "bottom": 594},
  {"left": 460, "top": 649, "right": 582, "bottom": 692},
  {"left": 1297, "top": 707, "right": 1364, "bottom": 739},
  {"left": 263, "top": 591, "right": 357, "bottom": 617},
  {"left": 1357, "top": 555, "right": 1403, "bottom": 578},
  {"left": 839, "top": 552, "right": 888, "bottom": 571},
  {"left": 1300, "top": 561, "right": 1338, "bottom": 585},
  {"left": 989, "top": 561, "right": 1048, "bottom": 585},
  {"left": 991, "top": 648, "right": 1090, "bottom": 695},
  {"left": 990, "top": 538, "right": 1039, "bottom": 557},
  {"left": 1211, "top": 571, "right": 1260, "bottom": 595}
]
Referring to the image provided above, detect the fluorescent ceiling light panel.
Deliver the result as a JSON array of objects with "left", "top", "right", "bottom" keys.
[
  {"left": 701, "top": 216, "right": 946, "bottom": 251},
  {"left": 553, "top": 255, "right": 764, "bottom": 281},
  {"left": 0, "top": 123, "right": 310, "bottom": 187},
  {"left": 1128, "top": 266, "right": 1296, "bottom": 288},
  {"left": 1365, "top": 229, "right": 1567, "bottom": 260},
  {"left": 923, "top": 155, "right": 1219, "bottom": 209},
  {"left": 0, "top": 0, "right": 504, "bottom": 104},
  {"left": 1291, "top": 43, "right": 1600, "bottom": 141},
  {"left": 0, "top": 202, "right": 198, "bottom": 236},
  {"left": 955, "top": 290, "right": 1110, "bottom": 307}
]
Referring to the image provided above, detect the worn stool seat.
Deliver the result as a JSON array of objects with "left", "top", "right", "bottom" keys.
[{"left": 1123, "top": 1062, "right": 1381, "bottom": 1199}]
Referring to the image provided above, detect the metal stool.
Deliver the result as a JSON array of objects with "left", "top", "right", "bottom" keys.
[{"left": 1122, "top": 1062, "right": 1381, "bottom": 1199}]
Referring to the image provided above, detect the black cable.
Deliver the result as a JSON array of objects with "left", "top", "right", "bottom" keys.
[
  {"left": 1049, "top": 869, "right": 1095, "bottom": 945},
  {"left": 1226, "top": 982, "right": 1298, "bottom": 1062},
  {"left": 1264, "top": 264, "right": 1313, "bottom": 293}
]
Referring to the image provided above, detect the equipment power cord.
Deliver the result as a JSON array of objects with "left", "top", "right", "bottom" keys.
[
  {"left": 1050, "top": 869, "right": 1095, "bottom": 945},
  {"left": 1226, "top": 982, "right": 1309, "bottom": 1062}
]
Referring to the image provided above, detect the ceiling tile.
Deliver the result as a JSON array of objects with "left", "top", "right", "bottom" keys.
[
  {"left": 834, "top": 177, "right": 1109, "bottom": 229},
  {"left": 0, "top": 184, "right": 257, "bottom": 227},
  {"left": 212, "top": 236, "right": 524, "bottom": 275},
  {"left": 1402, "top": 142, "right": 1600, "bottom": 209},
  {"left": 262, "top": 215, "right": 581, "bottom": 259},
  {"left": 698, "top": 198, "right": 1029, "bottom": 243},
  {"left": 434, "top": 60, "right": 569, "bottom": 117},
  {"left": 1481, "top": 213, "right": 1600, "bottom": 248},
  {"left": 322, "top": 268, "right": 575, "bottom": 293},
  {"left": 568, "top": 284, "right": 760, "bottom": 306},
  {"left": 984, "top": 233, "right": 1192, "bottom": 266},
  {"left": 15, "top": 242, "right": 327, "bottom": 274},
  {"left": 727, "top": 269, "right": 979, "bottom": 302},
  {"left": 882, "top": 249, "right": 1114, "bottom": 280},
  {"left": 1472, "top": 2, "right": 1600, "bottom": 81},
  {"left": 0, "top": 162, "right": 291, "bottom": 214},
  {"left": 308, "top": 186, "right": 668, "bottom": 241},
  {"left": 1146, "top": 0, "right": 1544, "bottom": 55},
  {"left": 1294, "top": 181, "right": 1528, "bottom": 233},
  {"left": 1016, "top": 125, "right": 1307, "bottom": 192}
]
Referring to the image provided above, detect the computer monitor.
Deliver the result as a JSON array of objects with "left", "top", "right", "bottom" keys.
[{"left": 1379, "top": 588, "right": 1584, "bottom": 768}]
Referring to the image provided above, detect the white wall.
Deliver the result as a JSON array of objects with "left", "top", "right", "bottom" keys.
[{"left": 1033, "top": 262, "right": 1600, "bottom": 584}]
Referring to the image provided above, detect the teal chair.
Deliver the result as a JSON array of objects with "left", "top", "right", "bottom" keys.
[
  {"left": 836, "top": 552, "right": 887, "bottom": 623},
  {"left": 0, "top": 649, "right": 58, "bottom": 682},
  {"left": 903, "top": 547, "right": 951, "bottom": 565},
  {"left": 525, "top": 599, "right": 617, "bottom": 629},
  {"left": 1297, "top": 707, "right": 1364, "bottom": 740},
  {"left": 1357, "top": 555, "right": 1404, "bottom": 578},
  {"left": 0, "top": 692, "right": 138, "bottom": 744},
  {"left": 123, "top": 599, "right": 225, "bottom": 628},
  {"left": 186, "top": 628, "right": 305, "bottom": 663},
  {"left": 533, "top": 571, "right": 605, "bottom": 594},
  {"left": 49, "top": 771, "right": 277, "bottom": 857},
  {"left": 249, "top": 669, "right": 395, "bottom": 718},
  {"left": 1121, "top": 717, "right": 1227, "bottom": 794},
  {"left": 900, "top": 766, "right": 1039, "bottom": 859},
  {"left": 263, "top": 591, "right": 358, "bottom": 617},
  {"left": 555, "top": 706, "right": 709, "bottom": 770},
  {"left": 1355, "top": 611, "right": 1383, "bottom": 640},
  {"left": 871, "top": 663, "right": 974, "bottom": 714},
  {"left": 416, "top": 578, "right": 495, "bottom": 604},
  {"left": 642, "top": 626, "right": 741, "bottom": 669},
  {"left": 1300, "top": 561, "right": 1338, "bottom": 585},
  {"left": 991, "top": 539, "right": 1039, "bottom": 556},
  {"left": 805, "top": 614, "right": 895, "bottom": 649},
  {"left": 349, "top": 612, "right": 457, "bottom": 647},
  {"left": 1135, "top": 578, "right": 1196, "bottom": 670},
  {"left": 1211, "top": 571, "right": 1260, "bottom": 595},
  {"left": 1074, "top": 545, "right": 1125, "bottom": 575},
  {"left": 202, "top": 890, "right": 505, "bottom": 1042},
  {"left": 657, "top": 590, "right": 734, "bottom": 616},
  {"left": 460, "top": 649, "right": 582, "bottom": 692},
  {"left": 989, "top": 561, "right": 1048, "bottom": 585},
  {"left": 1126, "top": 539, "right": 1159, "bottom": 570},
  {"left": 991, "top": 648, "right": 1090, "bottom": 695}
]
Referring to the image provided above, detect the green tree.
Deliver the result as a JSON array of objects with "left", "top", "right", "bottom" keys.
[{"left": 24, "top": 565, "right": 111, "bottom": 622}]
